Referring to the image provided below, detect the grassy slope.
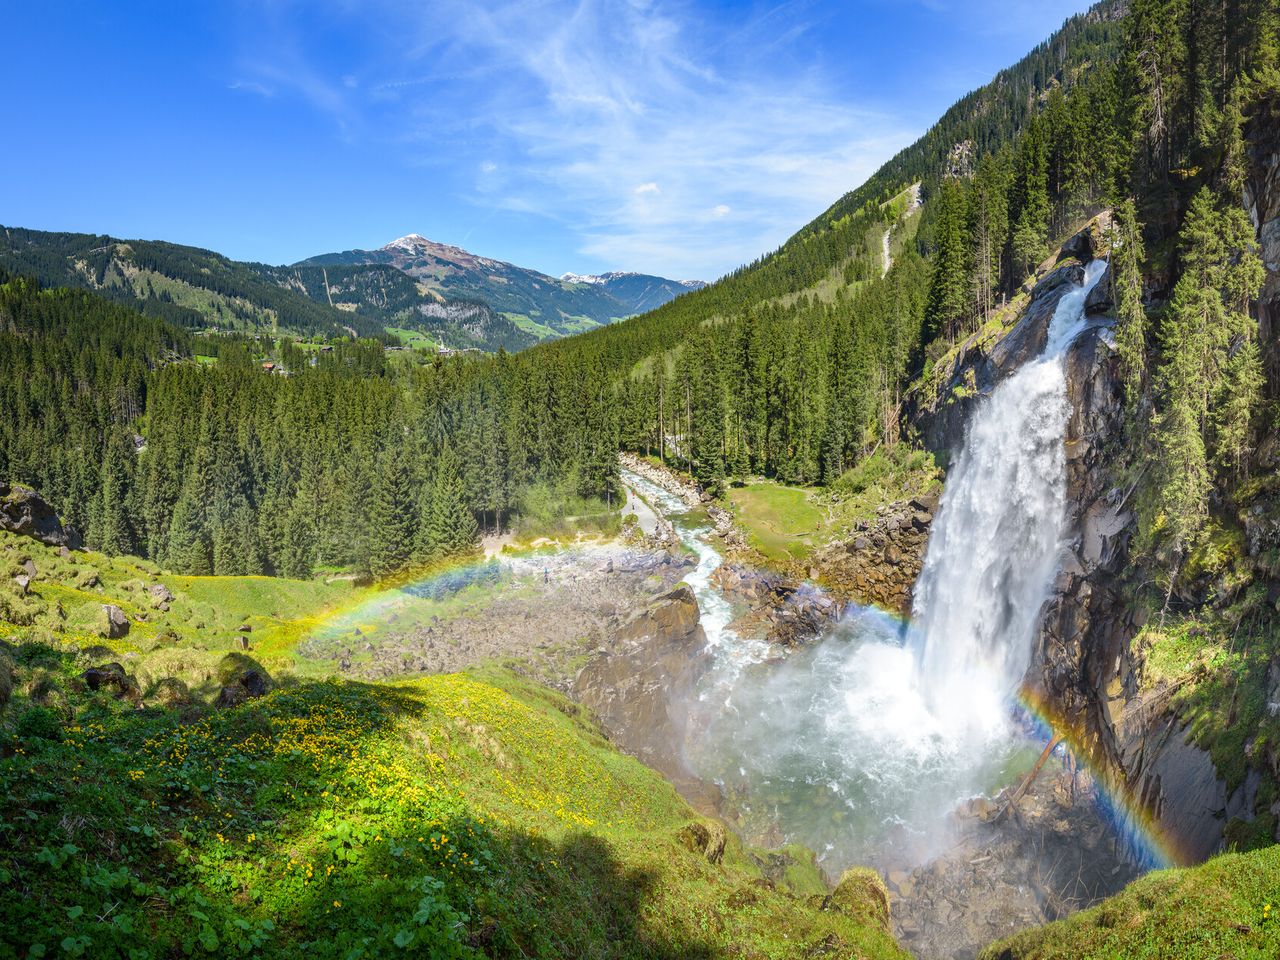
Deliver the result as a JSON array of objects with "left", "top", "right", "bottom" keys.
[
  {"left": 0, "top": 533, "right": 905, "bottom": 960},
  {"left": 728, "top": 448, "right": 940, "bottom": 567},
  {"left": 981, "top": 846, "right": 1280, "bottom": 959}
]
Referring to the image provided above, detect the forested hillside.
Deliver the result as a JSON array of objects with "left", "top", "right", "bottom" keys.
[
  {"left": 0, "top": 227, "right": 378, "bottom": 338},
  {"left": 0, "top": 269, "right": 617, "bottom": 580}
]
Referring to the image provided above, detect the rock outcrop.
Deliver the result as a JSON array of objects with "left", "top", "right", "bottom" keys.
[
  {"left": 809, "top": 493, "right": 938, "bottom": 613},
  {"left": 573, "top": 585, "right": 710, "bottom": 792},
  {"left": 214, "top": 653, "right": 273, "bottom": 709},
  {"left": 1247, "top": 96, "right": 1280, "bottom": 393},
  {"left": 0, "top": 483, "right": 81, "bottom": 550},
  {"left": 712, "top": 563, "right": 842, "bottom": 646}
]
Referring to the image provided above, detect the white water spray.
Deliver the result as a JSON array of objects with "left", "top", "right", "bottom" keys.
[{"left": 907, "top": 259, "right": 1107, "bottom": 743}]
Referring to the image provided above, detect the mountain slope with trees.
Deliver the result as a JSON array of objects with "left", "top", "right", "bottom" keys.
[{"left": 298, "top": 234, "right": 702, "bottom": 341}]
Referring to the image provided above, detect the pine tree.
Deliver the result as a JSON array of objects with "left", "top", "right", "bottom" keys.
[
  {"left": 366, "top": 447, "right": 417, "bottom": 580},
  {"left": 1110, "top": 198, "right": 1148, "bottom": 408},
  {"left": 420, "top": 448, "right": 477, "bottom": 561}
]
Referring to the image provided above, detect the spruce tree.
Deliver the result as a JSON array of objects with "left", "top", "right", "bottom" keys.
[
  {"left": 365, "top": 447, "right": 417, "bottom": 580},
  {"left": 1110, "top": 199, "right": 1148, "bottom": 408}
]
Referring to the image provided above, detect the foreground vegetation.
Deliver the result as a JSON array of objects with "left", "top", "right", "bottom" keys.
[
  {"left": 982, "top": 846, "right": 1280, "bottom": 959},
  {"left": 0, "top": 544, "right": 905, "bottom": 959}
]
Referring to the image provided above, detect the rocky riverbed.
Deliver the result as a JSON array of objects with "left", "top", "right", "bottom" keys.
[{"left": 298, "top": 544, "right": 696, "bottom": 687}]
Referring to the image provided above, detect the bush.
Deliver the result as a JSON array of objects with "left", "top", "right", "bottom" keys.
[{"left": 15, "top": 705, "right": 62, "bottom": 742}]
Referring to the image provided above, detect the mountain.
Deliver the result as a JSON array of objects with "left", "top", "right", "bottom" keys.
[
  {"left": 0, "top": 226, "right": 534, "bottom": 351},
  {"left": 298, "top": 234, "right": 701, "bottom": 340},
  {"left": 560, "top": 271, "right": 707, "bottom": 315},
  {"left": 0, "top": 225, "right": 381, "bottom": 339},
  {"left": 250, "top": 261, "right": 538, "bottom": 352}
]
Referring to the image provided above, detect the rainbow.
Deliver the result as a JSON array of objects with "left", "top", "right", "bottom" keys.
[
  {"left": 300, "top": 543, "right": 612, "bottom": 646},
  {"left": 298, "top": 550, "right": 1191, "bottom": 872},
  {"left": 1017, "top": 685, "right": 1186, "bottom": 870}
]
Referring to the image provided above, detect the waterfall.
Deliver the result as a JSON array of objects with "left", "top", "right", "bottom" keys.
[
  {"left": 630, "top": 261, "right": 1112, "bottom": 874},
  {"left": 908, "top": 259, "right": 1108, "bottom": 744}
]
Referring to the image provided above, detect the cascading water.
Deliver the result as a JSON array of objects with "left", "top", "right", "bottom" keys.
[
  {"left": 908, "top": 258, "right": 1109, "bottom": 745},
  {"left": 631, "top": 260, "right": 1109, "bottom": 874}
]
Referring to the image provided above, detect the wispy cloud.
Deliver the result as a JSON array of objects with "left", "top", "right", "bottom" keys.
[{"left": 230, "top": 0, "right": 916, "bottom": 277}]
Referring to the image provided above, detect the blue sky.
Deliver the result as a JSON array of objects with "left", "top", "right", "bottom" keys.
[{"left": 3, "top": 0, "right": 1093, "bottom": 280}]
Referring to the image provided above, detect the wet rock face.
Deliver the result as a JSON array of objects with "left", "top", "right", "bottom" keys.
[
  {"left": 904, "top": 219, "right": 1248, "bottom": 862},
  {"left": 0, "top": 483, "right": 81, "bottom": 550},
  {"left": 573, "top": 585, "right": 711, "bottom": 789},
  {"left": 712, "top": 563, "right": 842, "bottom": 646},
  {"left": 809, "top": 494, "right": 938, "bottom": 614},
  {"left": 912, "top": 260, "right": 1090, "bottom": 455}
]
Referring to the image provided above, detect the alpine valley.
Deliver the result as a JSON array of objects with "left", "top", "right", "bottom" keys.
[{"left": 5, "top": 1, "right": 1280, "bottom": 959}]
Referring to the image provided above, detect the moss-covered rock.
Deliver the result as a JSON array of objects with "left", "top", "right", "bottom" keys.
[{"left": 829, "top": 867, "right": 892, "bottom": 934}]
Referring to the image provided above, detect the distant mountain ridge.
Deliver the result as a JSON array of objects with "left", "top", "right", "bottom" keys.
[
  {"left": 298, "top": 234, "right": 703, "bottom": 340},
  {"left": 0, "top": 226, "right": 699, "bottom": 352},
  {"left": 561, "top": 271, "right": 707, "bottom": 315}
]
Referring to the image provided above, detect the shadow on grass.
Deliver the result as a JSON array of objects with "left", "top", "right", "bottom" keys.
[{"left": 2, "top": 641, "right": 716, "bottom": 959}]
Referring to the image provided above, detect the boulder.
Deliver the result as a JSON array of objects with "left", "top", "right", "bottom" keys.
[
  {"left": 12, "top": 574, "right": 29, "bottom": 596},
  {"left": 828, "top": 868, "right": 891, "bottom": 933},
  {"left": 213, "top": 653, "right": 273, "bottom": 709},
  {"left": 676, "top": 821, "right": 726, "bottom": 865},
  {"left": 100, "top": 604, "right": 130, "bottom": 639},
  {"left": 148, "top": 583, "right": 174, "bottom": 604},
  {"left": 0, "top": 483, "right": 81, "bottom": 549},
  {"left": 82, "top": 662, "right": 141, "bottom": 704}
]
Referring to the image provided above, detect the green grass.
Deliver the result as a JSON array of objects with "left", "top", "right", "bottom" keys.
[
  {"left": 728, "top": 447, "right": 940, "bottom": 567},
  {"left": 981, "top": 846, "right": 1280, "bottom": 959},
  {"left": 0, "top": 530, "right": 355, "bottom": 687},
  {"left": 385, "top": 327, "right": 439, "bottom": 351},
  {"left": 1, "top": 647, "right": 905, "bottom": 960},
  {"left": 505, "top": 313, "right": 559, "bottom": 340},
  {"left": 729, "top": 483, "right": 827, "bottom": 564}
]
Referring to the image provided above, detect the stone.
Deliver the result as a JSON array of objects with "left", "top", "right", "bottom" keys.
[
  {"left": 213, "top": 653, "right": 273, "bottom": 709},
  {"left": 100, "top": 604, "right": 130, "bottom": 639},
  {"left": 0, "top": 483, "right": 81, "bottom": 549},
  {"left": 236, "top": 624, "right": 252, "bottom": 633},
  {"left": 148, "top": 583, "right": 174, "bottom": 604},
  {"left": 236, "top": 635, "right": 251, "bottom": 650},
  {"left": 81, "top": 662, "right": 141, "bottom": 703},
  {"left": 21, "top": 559, "right": 37, "bottom": 579},
  {"left": 12, "top": 574, "right": 29, "bottom": 596},
  {"left": 829, "top": 868, "right": 891, "bottom": 933}
]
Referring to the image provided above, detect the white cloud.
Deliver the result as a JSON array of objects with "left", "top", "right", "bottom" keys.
[{"left": 234, "top": 0, "right": 916, "bottom": 277}]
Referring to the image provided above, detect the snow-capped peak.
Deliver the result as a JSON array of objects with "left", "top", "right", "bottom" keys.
[
  {"left": 384, "top": 233, "right": 432, "bottom": 253},
  {"left": 561, "top": 272, "right": 608, "bottom": 285}
]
